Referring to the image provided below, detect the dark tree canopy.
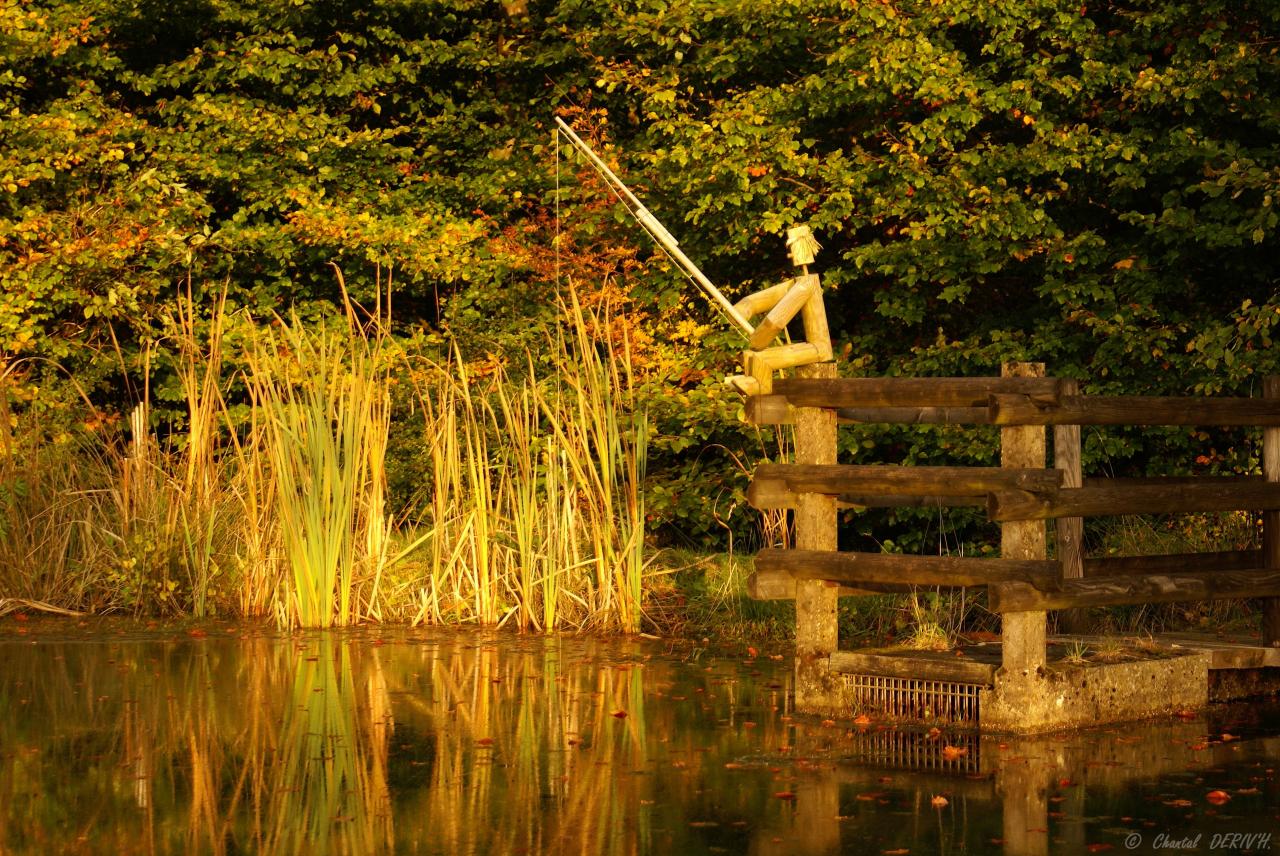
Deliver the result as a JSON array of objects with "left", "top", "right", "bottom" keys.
[{"left": 2, "top": 0, "right": 1277, "bottom": 544}]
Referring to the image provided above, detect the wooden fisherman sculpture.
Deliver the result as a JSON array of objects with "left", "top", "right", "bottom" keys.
[
  {"left": 725, "top": 225, "right": 834, "bottom": 396},
  {"left": 552, "top": 116, "right": 833, "bottom": 394}
]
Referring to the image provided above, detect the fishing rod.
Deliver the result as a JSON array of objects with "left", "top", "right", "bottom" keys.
[{"left": 552, "top": 116, "right": 754, "bottom": 337}]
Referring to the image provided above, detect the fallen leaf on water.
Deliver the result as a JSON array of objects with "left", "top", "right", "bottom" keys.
[
  {"left": 476, "top": 737, "right": 495, "bottom": 746},
  {"left": 188, "top": 629, "right": 208, "bottom": 638},
  {"left": 821, "top": 719, "right": 836, "bottom": 727},
  {"left": 1163, "top": 799, "right": 1193, "bottom": 807},
  {"left": 1221, "top": 733, "right": 1237, "bottom": 742},
  {"left": 689, "top": 821, "right": 719, "bottom": 827},
  {"left": 854, "top": 713, "right": 872, "bottom": 725},
  {"left": 855, "top": 791, "right": 885, "bottom": 801},
  {"left": 747, "top": 646, "right": 758, "bottom": 658},
  {"left": 941, "top": 745, "right": 968, "bottom": 761},
  {"left": 1206, "top": 790, "right": 1231, "bottom": 805},
  {"left": 1189, "top": 742, "right": 1209, "bottom": 751},
  {"left": 774, "top": 791, "right": 796, "bottom": 801},
  {"left": 930, "top": 795, "right": 948, "bottom": 808},
  {"left": 611, "top": 710, "right": 628, "bottom": 719},
  {"left": 1237, "top": 787, "right": 1260, "bottom": 795},
  {"left": 1174, "top": 710, "right": 1197, "bottom": 720},
  {"left": 926, "top": 727, "right": 942, "bottom": 740}
]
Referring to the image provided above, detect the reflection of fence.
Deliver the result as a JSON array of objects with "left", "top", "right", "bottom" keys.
[
  {"left": 747, "top": 365, "right": 1280, "bottom": 711},
  {"left": 845, "top": 674, "right": 982, "bottom": 728},
  {"left": 838, "top": 725, "right": 983, "bottom": 776}
]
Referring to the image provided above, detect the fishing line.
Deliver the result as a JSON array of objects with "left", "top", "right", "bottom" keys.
[
  {"left": 555, "top": 125, "right": 561, "bottom": 289},
  {"left": 551, "top": 119, "right": 752, "bottom": 338}
]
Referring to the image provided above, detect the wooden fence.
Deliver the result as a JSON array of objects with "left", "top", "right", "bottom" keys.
[{"left": 746, "top": 365, "right": 1280, "bottom": 690}]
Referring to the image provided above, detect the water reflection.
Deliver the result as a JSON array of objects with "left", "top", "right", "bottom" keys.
[{"left": 0, "top": 624, "right": 1276, "bottom": 855}]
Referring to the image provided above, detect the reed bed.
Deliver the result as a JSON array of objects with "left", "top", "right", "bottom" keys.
[
  {"left": 402, "top": 288, "right": 648, "bottom": 633},
  {"left": 0, "top": 281, "right": 650, "bottom": 631}
]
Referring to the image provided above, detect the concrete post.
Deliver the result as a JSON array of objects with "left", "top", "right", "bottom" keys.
[
  {"left": 794, "top": 361, "right": 840, "bottom": 713},
  {"left": 1000, "top": 362, "right": 1048, "bottom": 677}
]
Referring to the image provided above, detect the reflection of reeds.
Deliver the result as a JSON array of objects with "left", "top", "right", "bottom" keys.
[
  {"left": 263, "top": 638, "right": 392, "bottom": 854},
  {"left": 416, "top": 637, "right": 655, "bottom": 856},
  {"left": 0, "top": 630, "right": 819, "bottom": 856}
]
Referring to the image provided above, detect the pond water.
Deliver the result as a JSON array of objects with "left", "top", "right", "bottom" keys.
[{"left": 0, "top": 620, "right": 1276, "bottom": 855}]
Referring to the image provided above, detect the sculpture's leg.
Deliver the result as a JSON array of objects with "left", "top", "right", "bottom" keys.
[{"left": 749, "top": 280, "right": 813, "bottom": 351}]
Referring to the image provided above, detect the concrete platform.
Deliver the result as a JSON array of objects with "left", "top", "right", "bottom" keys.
[
  {"left": 827, "top": 631, "right": 1279, "bottom": 733},
  {"left": 1051, "top": 630, "right": 1280, "bottom": 670}
]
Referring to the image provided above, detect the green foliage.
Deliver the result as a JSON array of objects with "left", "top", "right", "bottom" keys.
[{"left": 2, "top": 0, "right": 1278, "bottom": 551}]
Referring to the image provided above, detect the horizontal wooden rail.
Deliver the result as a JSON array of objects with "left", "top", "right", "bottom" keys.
[
  {"left": 1082, "top": 475, "right": 1263, "bottom": 488},
  {"left": 750, "top": 550, "right": 1269, "bottom": 601},
  {"left": 746, "top": 572, "right": 910, "bottom": 600},
  {"left": 829, "top": 650, "right": 997, "bottom": 685},
  {"left": 989, "top": 481, "right": 1280, "bottom": 521},
  {"left": 990, "top": 394, "right": 1280, "bottom": 426},
  {"left": 749, "top": 464, "right": 1062, "bottom": 510},
  {"left": 773, "top": 376, "right": 1062, "bottom": 409},
  {"left": 1083, "top": 549, "right": 1262, "bottom": 577},
  {"left": 838, "top": 493, "right": 986, "bottom": 509},
  {"left": 754, "top": 548, "right": 1060, "bottom": 589},
  {"left": 745, "top": 397, "right": 990, "bottom": 426},
  {"left": 836, "top": 406, "right": 991, "bottom": 425},
  {"left": 990, "top": 568, "right": 1280, "bottom": 612}
]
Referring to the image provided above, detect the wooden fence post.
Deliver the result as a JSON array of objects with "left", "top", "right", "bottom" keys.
[
  {"left": 1264, "top": 375, "right": 1280, "bottom": 647},
  {"left": 1001, "top": 363, "right": 1048, "bottom": 676},
  {"left": 794, "top": 362, "right": 839, "bottom": 711},
  {"left": 1054, "top": 378, "right": 1085, "bottom": 633}
]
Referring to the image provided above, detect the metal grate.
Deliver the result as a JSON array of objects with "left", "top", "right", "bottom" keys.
[{"left": 845, "top": 673, "right": 982, "bottom": 727}]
